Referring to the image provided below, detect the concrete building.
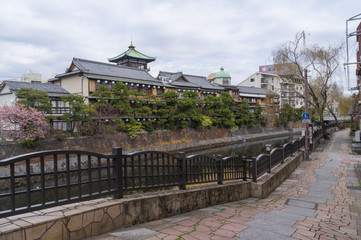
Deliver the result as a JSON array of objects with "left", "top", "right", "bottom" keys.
[{"left": 239, "top": 64, "right": 304, "bottom": 108}]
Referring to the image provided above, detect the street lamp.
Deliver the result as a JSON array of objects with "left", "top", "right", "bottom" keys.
[{"left": 265, "top": 144, "right": 272, "bottom": 153}]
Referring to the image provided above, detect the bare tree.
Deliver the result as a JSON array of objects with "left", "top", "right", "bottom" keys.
[
  {"left": 338, "top": 94, "right": 357, "bottom": 117},
  {"left": 326, "top": 83, "right": 342, "bottom": 124},
  {"left": 272, "top": 31, "right": 343, "bottom": 139}
]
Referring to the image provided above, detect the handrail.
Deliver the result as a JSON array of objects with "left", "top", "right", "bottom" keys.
[{"left": 0, "top": 150, "right": 115, "bottom": 166}]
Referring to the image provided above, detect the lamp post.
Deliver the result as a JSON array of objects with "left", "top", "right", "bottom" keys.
[
  {"left": 265, "top": 144, "right": 272, "bottom": 153},
  {"left": 304, "top": 69, "right": 310, "bottom": 161}
]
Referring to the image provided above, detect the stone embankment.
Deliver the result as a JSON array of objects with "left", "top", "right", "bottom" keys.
[{"left": 0, "top": 126, "right": 300, "bottom": 160}]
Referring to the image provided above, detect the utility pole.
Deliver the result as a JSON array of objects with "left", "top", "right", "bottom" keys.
[{"left": 304, "top": 69, "right": 309, "bottom": 161}]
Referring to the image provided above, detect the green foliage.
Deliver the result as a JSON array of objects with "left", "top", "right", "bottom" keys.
[
  {"left": 235, "top": 99, "right": 250, "bottom": 126},
  {"left": 126, "top": 119, "right": 144, "bottom": 139},
  {"left": 111, "top": 82, "right": 132, "bottom": 115},
  {"left": 253, "top": 103, "right": 265, "bottom": 125},
  {"left": 23, "top": 139, "right": 39, "bottom": 148},
  {"left": 92, "top": 85, "right": 112, "bottom": 108},
  {"left": 61, "top": 94, "right": 90, "bottom": 133},
  {"left": 134, "top": 106, "right": 152, "bottom": 118},
  {"left": 294, "top": 107, "right": 304, "bottom": 121},
  {"left": 129, "top": 90, "right": 145, "bottom": 96},
  {"left": 279, "top": 104, "right": 294, "bottom": 125},
  {"left": 16, "top": 88, "right": 52, "bottom": 113},
  {"left": 179, "top": 121, "right": 189, "bottom": 129},
  {"left": 113, "top": 117, "right": 127, "bottom": 132},
  {"left": 220, "top": 92, "right": 234, "bottom": 108},
  {"left": 178, "top": 97, "right": 197, "bottom": 114},
  {"left": 162, "top": 91, "right": 179, "bottom": 107},
  {"left": 199, "top": 115, "right": 213, "bottom": 129},
  {"left": 213, "top": 108, "right": 235, "bottom": 128},
  {"left": 97, "top": 125, "right": 116, "bottom": 135},
  {"left": 181, "top": 91, "right": 198, "bottom": 99},
  {"left": 142, "top": 121, "right": 154, "bottom": 132}
]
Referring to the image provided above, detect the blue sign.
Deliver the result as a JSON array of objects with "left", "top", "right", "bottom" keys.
[{"left": 302, "top": 113, "right": 310, "bottom": 120}]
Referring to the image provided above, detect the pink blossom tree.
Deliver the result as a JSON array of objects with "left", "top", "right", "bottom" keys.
[{"left": 0, "top": 104, "right": 48, "bottom": 143}]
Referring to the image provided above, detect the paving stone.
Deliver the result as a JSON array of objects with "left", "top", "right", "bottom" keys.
[
  {"left": 163, "top": 216, "right": 190, "bottom": 223},
  {"left": 305, "top": 191, "right": 334, "bottom": 199},
  {"left": 293, "top": 169, "right": 305, "bottom": 175},
  {"left": 346, "top": 177, "right": 359, "bottom": 184},
  {"left": 307, "top": 186, "right": 333, "bottom": 193},
  {"left": 283, "top": 180, "right": 298, "bottom": 184},
  {"left": 308, "top": 182, "right": 332, "bottom": 189},
  {"left": 265, "top": 210, "right": 307, "bottom": 221},
  {"left": 250, "top": 214, "right": 297, "bottom": 227},
  {"left": 281, "top": 205, "right": 316, "bottom": 218},
  {"left": 286, "top": 199, "right": 317, "bottom": 209},
  {"left": 298, "top": 195, "right": 328, "bottom": 203},
  {"left": 240, "top": 222, "right": 297, "bottom": 239},
  {"left": 109, "top": 228, "right": 158, "bottom": 240}
]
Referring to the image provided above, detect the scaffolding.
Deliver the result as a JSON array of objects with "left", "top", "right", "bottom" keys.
[{"left": 345, "top": 13, "right": 361, "bottom": 90}]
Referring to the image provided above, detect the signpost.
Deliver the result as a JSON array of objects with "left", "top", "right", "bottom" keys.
[
  {"left": 302, "top": 113, "right": 310, "bottom": 120},
  {"left": 304, "top": 69, "right": 310, "bottom": 161}
]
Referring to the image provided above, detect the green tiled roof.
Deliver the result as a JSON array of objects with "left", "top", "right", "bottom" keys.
[{"left": 108, "top": 44, "right": 156, "bottom": 63}]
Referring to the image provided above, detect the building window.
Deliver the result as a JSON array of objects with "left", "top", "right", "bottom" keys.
[
  {"left": 156, "top": 88, "right": 164, "bottom": 96},
  {"left": 250, "top": 78, "right": 255, "bottom": 82},
  {"left": 143, "top": 87, "right": 152, "bottom": 95},
  {"left": 51, "top": 100, "right": 70, "bottom": 114},
  {"left": 52, "top": 120, "right": 72, "bottom": 131}
]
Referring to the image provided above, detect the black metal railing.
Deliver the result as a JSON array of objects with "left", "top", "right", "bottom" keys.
[
  {"left": 0, "top": 150, "right": 116, "bottom": 218},
  {"left": 0, "top": 124, "right": 338, "bottom": 217}
]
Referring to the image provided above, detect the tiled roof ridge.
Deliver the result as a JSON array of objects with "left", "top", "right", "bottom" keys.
[{"left": 73, "top": 58, "right": 151, "bottom": 73}]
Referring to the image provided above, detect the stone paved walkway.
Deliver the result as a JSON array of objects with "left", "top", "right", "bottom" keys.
[{"left": 88, "top": 129, "right": 361, "bottom": 240}]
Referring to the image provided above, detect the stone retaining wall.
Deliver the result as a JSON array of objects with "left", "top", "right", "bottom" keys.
[
  {"left": 0, "top": 126, "right": 288, "bottom": 160},
  {"left": 251, "top": 151, "right": 304, "bottom": 198}
]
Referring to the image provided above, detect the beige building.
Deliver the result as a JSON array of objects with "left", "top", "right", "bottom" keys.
[{"left": 239, "top": 65, "right": 304, "bottom": 108}]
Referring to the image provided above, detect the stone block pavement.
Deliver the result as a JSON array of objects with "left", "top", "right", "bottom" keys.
[{"left": 88, "top": 129, "right": 361, "bottom": 240}]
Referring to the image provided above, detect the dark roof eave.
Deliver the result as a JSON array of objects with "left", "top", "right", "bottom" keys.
[
  {"left": 54, "top": 70, "right": 82, "bottom": 78},
  {"left": 84, "top": 73, "right": 164, "bottom": 86}
]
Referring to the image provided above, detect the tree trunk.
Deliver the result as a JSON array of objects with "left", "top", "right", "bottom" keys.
[
  {"left": 320, "top": 116, "right": 329, "bottom": 139},
  {"left": 327, "top": 106, "right": 338, "bottom": 126}
]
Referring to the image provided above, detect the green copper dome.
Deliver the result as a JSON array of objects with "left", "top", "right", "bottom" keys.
[{"left": 214, "top": 67, "right": 231, "bottom": 78}]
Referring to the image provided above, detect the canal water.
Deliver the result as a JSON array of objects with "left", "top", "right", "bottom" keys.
[{"left": 185, "top": 135, "right": 299, "bottom": 158}]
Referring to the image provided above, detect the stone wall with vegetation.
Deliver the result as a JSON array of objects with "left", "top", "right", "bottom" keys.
[{"left": 0, "top": 126, "right": 287, "bottom": 160}]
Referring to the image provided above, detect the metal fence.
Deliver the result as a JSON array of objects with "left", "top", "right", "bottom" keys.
[{"left": 0, "top": 123, "right": 337, "bottom": 217}]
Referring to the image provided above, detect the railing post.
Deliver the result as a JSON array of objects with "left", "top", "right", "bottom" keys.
[
  {"left": 178, "top": 152, "right": 186, "bottom": 190},
  {"left": 217, "top": 155, "right": 223, "bottom": 185},
  {"left": 282, "top": 147, "right": 285, "bottom": 164},
  {"left": 242, "top": 156, "right": 247, "bottom": 181},
  {"left": 112, "top": 147, "right": 123, "bottom": 199},
  {"left": 266, "top": 144, "right": 271, "bottom": 174},
  {"left": 252, "top": 157, "right": 257, "bottom": 182}
]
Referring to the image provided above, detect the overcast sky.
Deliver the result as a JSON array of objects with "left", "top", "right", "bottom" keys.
[{"left": 0, "top": 0, "right": 360, "bottom": 89}]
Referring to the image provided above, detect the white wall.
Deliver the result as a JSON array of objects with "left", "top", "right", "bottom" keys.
[{"left": 0, "top": 93, "right": 16, "bottom": 106}]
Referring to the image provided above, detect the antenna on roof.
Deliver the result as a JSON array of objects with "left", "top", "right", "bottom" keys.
[{"left": 129, "top": 34, "right": 135, "bottom": 48}]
